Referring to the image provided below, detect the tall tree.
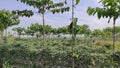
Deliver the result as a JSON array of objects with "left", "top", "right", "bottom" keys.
[
  {"left": 17, "top": 0, "right": 70, "bottom": 46},
  {"left": 87, "top": 0, "right": 120, "bottom": 51},
  {"left": 0, "top": 9, "right": 19, "bottom": 68},
  {"left": 0, "top": 9, "right": 20, "bottom": 43},
  {"left": 67, "top": 0, "right": 80, "bottom": 68}
]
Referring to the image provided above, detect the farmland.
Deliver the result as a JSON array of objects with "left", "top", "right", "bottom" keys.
[
  {"left": 0, "top": 36, "right": 120, "bottom": 68},
  {"left": 0, "top": 0, "right": 120, "bottom": 68}
]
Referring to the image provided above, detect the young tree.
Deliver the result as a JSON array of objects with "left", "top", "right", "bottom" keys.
[
  {"left": 0, "top": 9, "right": 19, "bottom": 68},
  {"left": 73, "top": 24, "right": 91, "bottom": 36},
  {"left": 44, "top": 25, "right": 52, "bottom": 35},
  {"left": 67, "top": 0, "right": 80, "bottom": 68},
  {"left": 87, "top": 0, "right": 120, "bottom": 51},
  {"left": 25, "top": 23, "right": 40, "bottom": 38},
  {"left": 115, "top": 26, "right": 120, "bottom": 35},
  {"left": 103, "top": 26, "right": 120, "bottom": 38},
  {"left": 25, "top": 23, "right": 52, "bottom": 38},
  {"left": 103, "top": 27, "right": 113, "bottom": 37},
  {"left": 92, "top": 29, "right": 104, "bottom": 37},
  {"left": 57, "top": 26, "right": 69, "bottom": 35},
  {"left": 17, "top": 0, "right": 70, "bottom": 46},
  {"left": 12, "top": 27, "right": 25, "bottom": 39},
  {"left": 0, "top": 9, "right": 20, "bottom": 43},
  {"left": 50, "top": 28, "right": 58, "bottom": 35},
  {"left": 25, "top": 29, "right": 35, "bottom": 38}
]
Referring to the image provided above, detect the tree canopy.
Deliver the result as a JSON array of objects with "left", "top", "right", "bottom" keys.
[
  {"left": 0, "top": 9, "right": 20, "bottom": 30},
  {"left": 87, "top": 0, "right": 120, "bottom": 51}
]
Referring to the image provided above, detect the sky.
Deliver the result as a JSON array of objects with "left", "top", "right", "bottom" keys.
[{"left": 0, "top": 0, "right": 120, "bottom": 31}]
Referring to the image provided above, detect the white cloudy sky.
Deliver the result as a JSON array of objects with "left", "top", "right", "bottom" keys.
[{"left": 0, "top": 0, "right": 120, "bottom": 31}]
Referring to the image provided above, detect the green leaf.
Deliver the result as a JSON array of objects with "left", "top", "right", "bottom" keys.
[
  {"left": 97, "top": 12, "right": 101, "bottom": 19},
  {"left": 65, "top": 0, "right": 67, "bottom": 4},
  {"left": 73, "top": 18, "right": 78, "bottom": 24},
  {"left": 76, "top": 0, "right": 80, "bottom": 5}
]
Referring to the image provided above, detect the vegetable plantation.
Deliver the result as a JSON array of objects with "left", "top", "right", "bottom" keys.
[
  {"left": 0, "top": 38, "right": 120, "bottom": 68},
  {"left": 0, "top": 0, "right": 120, "bottom": 68}
]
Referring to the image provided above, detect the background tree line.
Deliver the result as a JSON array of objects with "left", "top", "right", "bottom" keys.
[{"left": 12, "top": 23, "right": 120, "bottom": 39}]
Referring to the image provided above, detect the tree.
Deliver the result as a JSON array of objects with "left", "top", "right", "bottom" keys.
[
  {"left": 73, "top": 24, "right": 91, "bottom": 36},
  {"left": 57, "top": 26, "right": 69, "bottom": 35},
  {"left": 29, "top": 23, "right": 43, "bottom": 38},
  {"left": 103, "top": 27, "right": 113, "bottom": 37},
  {"left": 51, "top": 28, "right": 58, "bottom": 35},
  {"left": 0, "top": 9, "right": 20, "bottom": 43},
  {"left": 12, "top": 27, "right": 25, "bottom": 39},
  {"left": 25, "top": 24, "right": 38, "bottom": 38},
  {"left": 25, "top": 29, "right": 35, "bottom": 38},
  {"left": 25, "top": 23, "right": 53, "bottom": 38},
  {"left": 44, "top": 25, "right": 52, "bottom": 35},
  {"left": 103, "top": 26, "right": 120, "bottom": 38},
  {"left": 69, "top": 0, "right": 80, "bottom": 36},
  {"left": 17, "top": 0, "right": 70, "bottom": 46},
  {"left": 68, "top": 0, "right": 80, "bottom": 68},
  {"left": 0, "top": 9, "right": 19, "bottom": 68},
  {"left": 87, "top": 0, "right": 120, "bottom": 51},
  {"left": 92, "top": 29, "right": 104, "bottom": 37},
  {"left": 115, "top": 26, "right": 120, "bottom": 34}
]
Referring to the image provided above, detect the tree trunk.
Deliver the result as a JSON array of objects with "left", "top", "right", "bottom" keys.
[
  {"left": 42, "top": 11, "right": 45, "bottom": 46},
  {"left": 4, "top": 29, "right": 7, "bottom": 43},
  {"left": 113, "top": 20, "right": 115, "bottom": 51},
  {"left": 71, "top": 0, "right": 75, "bottom": 68},
  {"left": 0, "top": 30, "right": 4, "bottom": 44}
]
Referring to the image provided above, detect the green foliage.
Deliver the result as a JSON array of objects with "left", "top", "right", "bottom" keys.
[
  {"left": 68, "top": 24, "right": 91, "bottom": 36},
  {"left": 76, "top": 0, "right": 80, "bottom": 5},
  {"left": 92, "top": 29, "right": 104, "bottom": 37},
  {"left": 1, "top": 0, "right": 120, "bottom": 68},
  {"left": 103, "top": 27, "right": 113, "bottom": 38},
  {"left": 103, "top": 26, "right": 120, "bottom": 38},
  {"left": 12, "top": 27, "right": 25, "bottom": 38},
  {"left": 87, "top": 0, "right": 120, "bottom": 23},
  {"left": 12, "top": 10, "right": 33, "bottom": 17},
  {"left": 0, "top": 9, "right": 20, "bottom": 43},
  {"left": 57, "top": 27, "right": 69, "bottom": 34},
  {"left": 0, "top": 9, "right": 20, "bottom": 30},
  {"left": 16, "top": 0, "right": 70, "bottom": 46},
  {"left": 87, "top": 0, "right": 120, "bottom": 51},
  {"left": 68, "top": 18, "right": 78, "bottom": 34},
  {"left": 0, "top": 38, "right": 120, "bottom": 68},
  {"left": 24, "top": 23, "right": 52, "bottom": 37},
  {"left": 17, "top": 0, "right": 70, "bottom": 14},
  {"left": 7, "top": 33, "right": 15, "bottom": 44}
]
